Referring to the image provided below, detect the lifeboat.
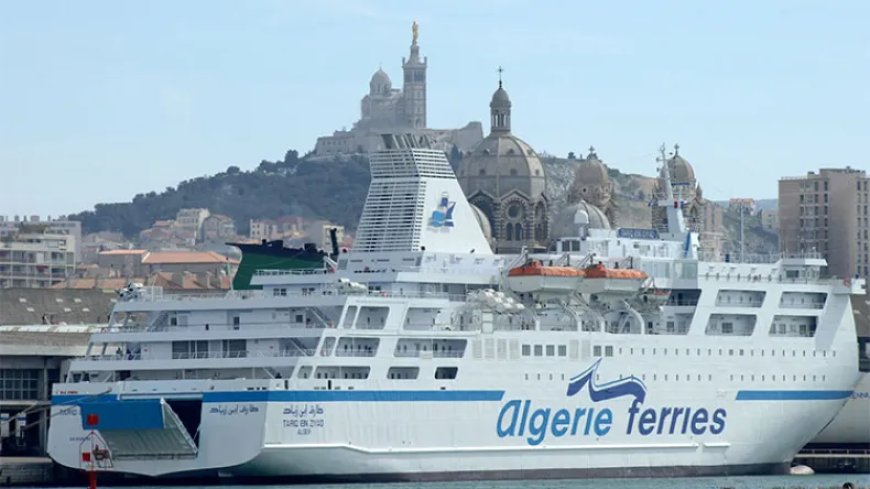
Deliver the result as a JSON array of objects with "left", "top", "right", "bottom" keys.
[
  {"left": 507, "top": 261, "right": 585, "bottom": 296},
  {"left": 639, "top": 287, "right": 671, "bottom": 306},
  {"left": 577, "top": 263, "right": 648, "bottom": 295}
]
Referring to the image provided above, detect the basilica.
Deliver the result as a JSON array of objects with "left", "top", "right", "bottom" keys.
[{"left": 312, "top": 24, "right": 482, "bottom": 159}]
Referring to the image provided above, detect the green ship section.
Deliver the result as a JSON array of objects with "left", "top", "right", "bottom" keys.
[{"left": 229, "top": 240, "right": 326, "bottom": 290}]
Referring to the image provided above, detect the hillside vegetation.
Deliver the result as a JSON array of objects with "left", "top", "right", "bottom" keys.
[{"left": 70, "top": 151, "right": 371, "bottom": 237}]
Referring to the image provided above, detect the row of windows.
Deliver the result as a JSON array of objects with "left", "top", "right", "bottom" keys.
[
  {"left": 295, "top": 366, "right": 457, "bottom": 381},
  {"left": 521, "top": 344, "right": 568, "bottom": 357},
  {"left": 522, "top": 371, "right": 828, "bottom": 384},
  {"left": 590, "top": 345, "right": 835, "bottom": 359}
]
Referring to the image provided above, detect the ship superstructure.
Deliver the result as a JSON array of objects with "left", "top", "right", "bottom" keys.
[{"left": 48, "top": 137, "right": 866, "bottom": 481}]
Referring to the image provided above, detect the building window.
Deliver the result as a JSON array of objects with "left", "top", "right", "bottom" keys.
[{"left": 0, "top": 369, "right": 39, "bottom": 401}]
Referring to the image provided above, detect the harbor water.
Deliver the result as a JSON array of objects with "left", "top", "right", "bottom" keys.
[{"left": 27, "top": 476, "right": 870, "bottom": 489}]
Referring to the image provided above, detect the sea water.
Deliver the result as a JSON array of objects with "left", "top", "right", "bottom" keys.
[{"left": 47, "top": 475, "right": 870, "bottom": 489}]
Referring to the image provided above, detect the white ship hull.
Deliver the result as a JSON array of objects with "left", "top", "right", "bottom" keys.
[
  {"left": 45, "top": 144, "right": 867, "bottom": 481},
  {"left": 49, "top": 333, "right": 860, "bottom": 480},
  {"left": 809, "top": 372, "right": 870, "bottom": 446}
]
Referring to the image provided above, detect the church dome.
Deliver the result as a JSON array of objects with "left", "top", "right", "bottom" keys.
[
  {"left": 469, "top": 204, "right": 493, "bottom": 242},
  {"left": 666, "top": 146, "right": 695, "bottom": 184},
  {"left": 551, "top": 200, "right": 610, "bottom": 238},
  {"left": 369, "top": 69, "right": 392, "bottom": 95},
  {"left": 575, "top": 147, "right": 609, "bottom": 185},
  {"left": 490, "top": 85, "right": 511, "bottom": 109},
  {"left": 459, "top": 82, "right": 544, "bottom": 199},
  {"left": 460, "top": 133, "right": 546, "bottom": 199}
]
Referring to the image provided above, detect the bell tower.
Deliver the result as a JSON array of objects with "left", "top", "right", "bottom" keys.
[{"left": 402, "top": 21, "right": 427, "bottom": 129}]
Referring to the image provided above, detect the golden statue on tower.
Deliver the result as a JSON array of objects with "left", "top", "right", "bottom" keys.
[{"left": 412, "top": 21, "right": 419, "bottom": 44}]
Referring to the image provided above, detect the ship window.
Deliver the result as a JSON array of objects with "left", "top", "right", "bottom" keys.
[
  {"left": 534, "top": 345, "right": 543, "bottom": 356},
  {"left": 387, "top": 367, "right": 419, "bottom": 380},
  {"left": 435, "top": 367, "right": 458, "bottom": 380},
  {"left": 558, "top": 345, "right": 567, "bottom": 357},
  {"left": 522, "top": 345, "right": 531, "bottom": 356},
  {"left": 222, "top": 340, "right": 247, "bottom": 358},
  {"left": 675, "top": 374, "right": 679, "bottom": 381},
  {"left": 593, "top": 345, "right": 602, "bottom": 357},
  {"left": 546, "top": 345, "right": 555, "bottom": 357},
  {"left": 605, "top": 346, "right": 613, "bottom": 357},
  {"left": 295, "top": 314, "right": 304, "bottom": 323},
  {"left": 170, "top": 316, "right": 178, "bottom": 326},
  {"left": 296, "top": 366, "right": 311, "bottom": 379}
]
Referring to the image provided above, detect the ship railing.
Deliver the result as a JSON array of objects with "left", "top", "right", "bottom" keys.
[
  {"left": 97, "top": 320, "right": 336, "bottom": 334},
  {"left": 255, "top": 268, "right": 331, "bottom": 276},
  {"left": 698, "top": 251, "right": 824, "bottom": 263},
  {"left": 394, "top": 351, "right": 464, "bottom": 358},
  {"left": 700, "top": 271, "right": 842, "bottom": 285},
  {"left": 121, "top": 287, "right": 455, "bottom": 303},
  {"left": 83, "top": 349, "right": 320, "bottom": 362}
]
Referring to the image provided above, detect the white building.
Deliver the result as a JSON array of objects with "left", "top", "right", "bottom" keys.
[{"left": 0, "top": 225, "right": 78, "bottom": 288}]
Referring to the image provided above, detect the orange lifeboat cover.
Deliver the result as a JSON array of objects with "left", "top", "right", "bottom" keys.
[
  {"left": 508, "top": 261, "right": 585, "bottom": 277},
  {"left": 584, "top": 263, "right": 648, "bottom": 280}
]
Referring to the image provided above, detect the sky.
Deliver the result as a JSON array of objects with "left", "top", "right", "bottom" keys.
[{"left": 1, "top": 1, "right": 868, "bottom": 217}]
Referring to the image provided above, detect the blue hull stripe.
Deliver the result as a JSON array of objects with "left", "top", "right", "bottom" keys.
[
  {"left": 53, "top": 390, "right": 505, "bottom": 405},
  {"left": 736, "top": 390, "right": 852, "bottom": 401}
]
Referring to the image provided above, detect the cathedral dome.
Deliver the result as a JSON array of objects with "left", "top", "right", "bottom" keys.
[
  {"left": 459, "top": 82, "right": 545, "bottom": 199},
  {"left": 457, "top": 81, "right": 549, "bottom": 253},
  {"left": 575, "top": 147, "right": 609, "bottom": 185},
  {"left": 460, "top": 133, "right": 546, "bottom": 199},
  {"left": 666, "top": 145, "right": 695, "bottom": 184},
  {"left": 551, "top": 200, "right": 610, "bottom": 238},
  {"left": 369, "top": 69, "right": 392, "bottom": 95}
]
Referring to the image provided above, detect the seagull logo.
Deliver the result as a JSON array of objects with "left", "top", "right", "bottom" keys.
[
  {"left": 429, "top": 193, "right": 456, "bottom": 228},
  {"left": 566, "top": 359, "right": 647, "bottom": 403}
]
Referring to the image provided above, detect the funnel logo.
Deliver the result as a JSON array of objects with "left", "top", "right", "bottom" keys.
[
  {"left": 496, "top": 359, "right": 726, "bottom": 446},
  {"left": 429, "top": 193, "right": 455, "bottom": 228},
  {"left": 567, "top": 358, "right": 646, "bottom": 403}
]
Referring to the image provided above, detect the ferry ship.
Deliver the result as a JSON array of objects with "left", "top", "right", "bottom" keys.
[{"left": 47, "top": 135, "right": 866, "bottom": 481}]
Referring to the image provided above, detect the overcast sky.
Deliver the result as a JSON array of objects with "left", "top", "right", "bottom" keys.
[{"left": 1, "top": 1, "right": 868, "bottom": 217}]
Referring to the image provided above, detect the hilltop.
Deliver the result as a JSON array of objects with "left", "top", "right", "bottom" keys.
[
  {"left": 70, "top": 150, "right": 778, "bottom": 256},
  {"left": 69, "top": 151, "right": 371, "bottom": 238}
]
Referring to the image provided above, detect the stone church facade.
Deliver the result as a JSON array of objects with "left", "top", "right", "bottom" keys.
[{"left": 457, "top": 81, "right": 549, "bottom": 254}]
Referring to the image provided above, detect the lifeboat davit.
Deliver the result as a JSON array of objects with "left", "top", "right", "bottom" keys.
[
  {"left": 578, "top": 263, "right": 648, "bottom": 295},
  {"left": 507, "top": 261, "right": 585, "bottom": 295}
]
